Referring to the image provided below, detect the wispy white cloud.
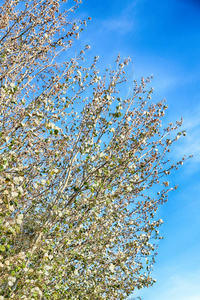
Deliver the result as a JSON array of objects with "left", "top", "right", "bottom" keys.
[
  {"left": 161, "top": 269, "right": 200, "bottom": 300},
  {"left": 101, "top": 17, "right": 134, "bottom": 35},
  {"left": 168, "top": 274, "right": 200, "bottom": 299},
  {"left": 173, "top": 105, "right": 200, "bottom": 163},
  {"left": 97, "top": 0, "right": 140, "bottom": 35},
  {"left": 135, "top": 268, "right": 200, "bottom": 300}
]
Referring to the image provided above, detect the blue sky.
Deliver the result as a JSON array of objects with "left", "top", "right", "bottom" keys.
[{"left": 74, "top": 0, "right": 200, "bottom": 299}]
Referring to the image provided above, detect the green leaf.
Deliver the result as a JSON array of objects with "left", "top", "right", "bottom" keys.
[{"left": 0, "top": 245, "right": 6, "bottom": 252}]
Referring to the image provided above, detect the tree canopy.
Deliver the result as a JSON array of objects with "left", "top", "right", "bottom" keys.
[{"left": 0, "top": 0, "right": 188, "bottom": 299}]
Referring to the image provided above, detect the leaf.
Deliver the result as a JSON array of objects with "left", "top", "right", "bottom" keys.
[{"left": 0, "top": 245, "right": 6, "bottom": 252}]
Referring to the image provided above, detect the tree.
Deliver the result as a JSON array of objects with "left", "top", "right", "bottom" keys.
[{"left": 0, "top": 0, "right": 188, "bottom": 299}]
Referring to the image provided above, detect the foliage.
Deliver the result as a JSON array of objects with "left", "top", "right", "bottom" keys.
[{"left": 0, "top": 0, "right": 187, "bottom": 299}]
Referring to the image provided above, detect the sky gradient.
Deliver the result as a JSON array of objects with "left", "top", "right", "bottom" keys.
[{"left": 75, "top": 0, "right": 200, "bottom": 299}]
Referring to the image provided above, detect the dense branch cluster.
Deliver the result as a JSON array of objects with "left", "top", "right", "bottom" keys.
[{"left": 0, "top": 1, "right": 187, "bottom": 299}]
